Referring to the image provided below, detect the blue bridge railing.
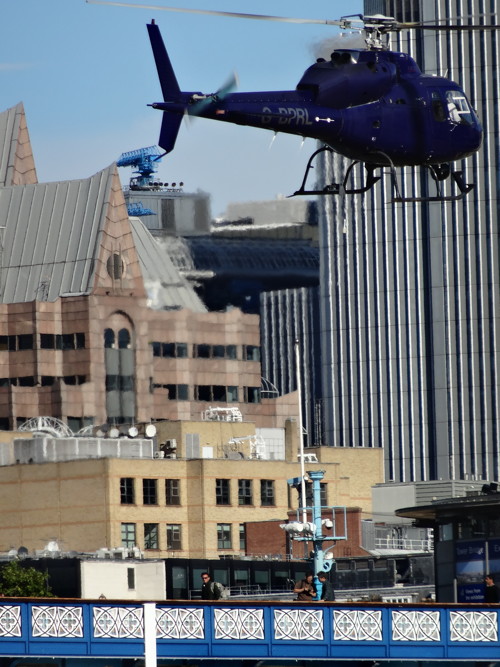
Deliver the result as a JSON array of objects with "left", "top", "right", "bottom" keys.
[{"left": 0, "top": 598, "right": 498, "bottom": 663}]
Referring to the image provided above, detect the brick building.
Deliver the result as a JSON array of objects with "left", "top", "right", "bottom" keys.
[
  {"left": 0, "top": 431, "right": 383, "bottom": 560},
  {"left": 0, "top": 103, "right": 295, "bottom": 431}
]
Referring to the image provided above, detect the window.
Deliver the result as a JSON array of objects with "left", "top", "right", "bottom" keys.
[
  {"left": 226, "top": 345, "right": 237, "bottom": 359},
  {"left": 194, "top": 344, "right": 211, "bottom": 358},
  {"left": 216, "top": 479, "right": 230, "bottom": 505},
  {"left": 153, "top": 383, "right": 189, "bottom": 400},
  {"left": 143, "top": 479, "right": 158, "bottom": 505},
  {"left": 121, "top": 375, "right": 135, "bottom": 391},
  {"left": 120, "top": 478, "right": 134, "bottom": 504},
  {"left": 195, "top": 385, "right": 237, "bottom": 402},
  {"left": 217, "top": 523, "right": 232, "bottom": 550},
  {"left": 162, "top": 342, "right": 175, "bottom": 357},
  {"left": 176, "top": 343, "right": 188, "bottom": 358},
  {"left": 245, "top": 345, "right": 260, "bottom": 361},
  {"left": 176, "top": 384, "right": 189, "bottom": 400},
  {"left": 212, "top": 385, "right": 227, "bottom": 401},
  {"left": 446, "top": 89, "right": 474, "bottom": 125},
  {"left": 196, "top": 385, "right": 212, "bottom": 401},
  {"left": 18, "top": 377, "right": 35, "bottom": 387},
  {"left": 238, "top": 479, "right": 253, "bottom": 506},
  {"left": 244, "top": 387, "right": 261, "bottom": 403},
  {"left": 144, "top": 523, "right": 159, "bottom": 549},
  {"left": 106, "top": 375, "right": 119, "bottom": 391},
  {"left": 166, "top": 524, "right": 182, "bottom": 550},
  {"left": 127, "top": 567, "right": 135, "bottom": 589},
  {"left": 40, "top": 333, "right": 55, "bottom": 349},
  {"left": 17, "top": 334, "right": 34, "bottom": 350},
  {"left": 320, "top": 483, "right": 328, "bottom": 507},
  {"left": 121, "top": 523, "right": 136, "bottom": 548},
  {"left": 62, "top": 334, "right": 75, "bottom": 350},
  {"left": 261, "top": 480, "right": 275, "bottom": 506},
  {"left": 118, "top": 328, "right": 131, "bottom": 349},
  {"left": 104, "top": 329, "right": 115, "bottom": 348},
  {"left": 151, "top": 342, "right": 188, "bottom": 358},
  {"left": 165, "top": 479, "right": 180, "bottom": 505},
  {"left": 227, "top": 386, "right": 239, "bottom": 402},
  {"left": 239, "top": 524, "right": 246, "bottom": 551}
]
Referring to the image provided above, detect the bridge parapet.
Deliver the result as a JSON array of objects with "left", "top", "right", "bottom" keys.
[{"left": 0, "top": 599, "right": 498, "bottom": 663}]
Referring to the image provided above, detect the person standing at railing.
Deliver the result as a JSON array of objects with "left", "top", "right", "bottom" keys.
[
  {"left": 294, "top": 572, "right": 316, "bottom": 601},
  {"left": 484, "top": 574, "right": 500, "bottom": 603},
  {"left": 316, "top": 571, "right": 335, "bottom": 601}
]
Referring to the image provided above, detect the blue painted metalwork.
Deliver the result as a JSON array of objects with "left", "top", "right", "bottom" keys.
[
  {"left": 127, "top": 202, "right": 156, "bottom": 216},
  {"left": 0, "top": 599, "right": 499, "bottom": 661},
  {"left": 117, "top": 146, "right": 163, "bottom": 188}
]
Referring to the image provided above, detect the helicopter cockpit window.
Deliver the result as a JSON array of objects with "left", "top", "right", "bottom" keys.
[{"left": 446, "top": 90, "right": 474, "bottom": 125}]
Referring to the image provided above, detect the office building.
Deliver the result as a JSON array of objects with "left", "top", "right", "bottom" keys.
[
  {"left": 0, "top": 102, "right": 298, "bottom": 431},
  {"left": 317, "top": 0, "right": 500, "bottom": 482}
]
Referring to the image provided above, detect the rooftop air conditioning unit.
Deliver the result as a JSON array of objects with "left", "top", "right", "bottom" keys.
[
  {"left": 154, "top": 451, "right": 165, "bottom": 459},
  {"left": 166, "top": 439, "right": 177, "bottom": 449}
]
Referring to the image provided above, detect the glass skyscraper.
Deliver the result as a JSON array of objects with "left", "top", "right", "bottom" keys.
[{"left": 318, "top": 0, "right": 499, "bottom": 482}]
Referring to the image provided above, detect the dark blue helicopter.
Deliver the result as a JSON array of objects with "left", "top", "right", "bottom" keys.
[
  {"left": 87, "top": 3, "right": 490, "bottom": 200},
  {"left": 145, "top": 11, "right": 485, "bottom": 203}
]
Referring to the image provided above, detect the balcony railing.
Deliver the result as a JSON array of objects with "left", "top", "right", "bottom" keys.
[{"left": 0, "top": 598, "right": 498, "bottom": 664}]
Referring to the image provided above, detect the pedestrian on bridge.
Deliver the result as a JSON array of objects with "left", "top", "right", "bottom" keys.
[
  {"left": 316, "top": 571, "right": 335, "bottom": 601},
  {"left": 294, "top": 571, "right": 316, "bottom": 601},
  {"left": 200, "top": 572, "right": 222, "bottom": 600},
  {"left": 484, "top": 574, "right": 500, "bottom": 603}
]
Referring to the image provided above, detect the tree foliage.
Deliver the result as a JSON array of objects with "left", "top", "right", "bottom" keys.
[{"left": 0, "top": 560, "right": 53, "bottom": 597}]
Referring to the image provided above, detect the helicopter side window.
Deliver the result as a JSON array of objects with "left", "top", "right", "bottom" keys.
[
  {"left": 431, "top": 92, "right": 446, "bottom": 122},
  {"left": 446, "top": 90, "right": 473, "bottom": 125}
]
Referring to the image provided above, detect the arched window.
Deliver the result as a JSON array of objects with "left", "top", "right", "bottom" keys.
[
  {"left": 104, "top": 328, "right": 115, "bottom": 349},
  {"left": 118, "top": 328, "right": 131, "bottom": 350}
]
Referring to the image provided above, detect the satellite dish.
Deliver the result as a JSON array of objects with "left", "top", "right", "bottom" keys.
[
  {"left": 18, "top": 546, "right": 28, "bottom": 558},
  {"left": 109, "top": 427, "right": 120, "bottom": 439},
  {"left": 145, "top": 424, "right": 157, "bottom": 438},
  {"left": 128, "top": 426, "right": 139, "bottom": 438}
]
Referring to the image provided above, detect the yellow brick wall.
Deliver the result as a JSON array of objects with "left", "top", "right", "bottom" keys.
[{"left": 0, "top": 446, "right": 383, "bottom": 558}]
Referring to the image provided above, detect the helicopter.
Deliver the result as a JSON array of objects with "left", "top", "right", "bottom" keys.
[{"left": 88, "top": 2, "right": 490, "bottom": 202}]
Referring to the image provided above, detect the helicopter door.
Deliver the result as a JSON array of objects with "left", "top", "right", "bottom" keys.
[{"left": 426, "top": 89, "right": 450, "bottom": 158}]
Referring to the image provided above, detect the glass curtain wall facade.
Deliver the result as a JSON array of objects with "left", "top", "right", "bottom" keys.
[
  {"left": 318, "top": 0, "right": 499, "bottom": 482},
  {"left": 260, "top": 287, "right": 323, "bottom": 447}
]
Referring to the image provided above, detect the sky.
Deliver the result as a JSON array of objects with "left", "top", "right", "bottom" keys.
[{"left": 2, "top": 0, "right": 362, "bottom": 217}]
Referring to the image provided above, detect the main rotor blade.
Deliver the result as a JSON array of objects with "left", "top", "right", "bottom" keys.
[
  {"left": 398, "top": 21, "right": 500, "bottom": 30},
  {"left": 86, "top": 0, "right": 344, "bottom": 26}
]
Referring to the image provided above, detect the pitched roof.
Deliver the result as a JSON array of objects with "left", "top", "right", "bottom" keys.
[
  {"left": 129, "top": 216, "right": 207, "bottom": 312},
  {"left": 0, "top": 102, "right": 207, "bottom": 311},
  {"left": 0, "top": 165, "right": 117, "bottom": 302},
  {"left": 0, "top": 103, "right": 37, "bottom": 187}
]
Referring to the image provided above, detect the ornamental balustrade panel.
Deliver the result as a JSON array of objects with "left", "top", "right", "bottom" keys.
[{"left": 0, "top": 600, "right": 497, "bottom": 662}]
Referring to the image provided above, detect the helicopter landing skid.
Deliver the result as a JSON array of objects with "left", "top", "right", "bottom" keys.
[
  {"left": 391, "top": 168, "right": 474, "bottom": 203},
  {"left": 290, "top": 146, "right": 474, "bottom": 203},
  {"left": 290, "top": 147, "right": 382, "bottom": 197}
]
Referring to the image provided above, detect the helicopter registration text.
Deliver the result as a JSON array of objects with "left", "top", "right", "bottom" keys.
[{"left": 261, "top": 106, "right": 313, "bottom": 126}]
